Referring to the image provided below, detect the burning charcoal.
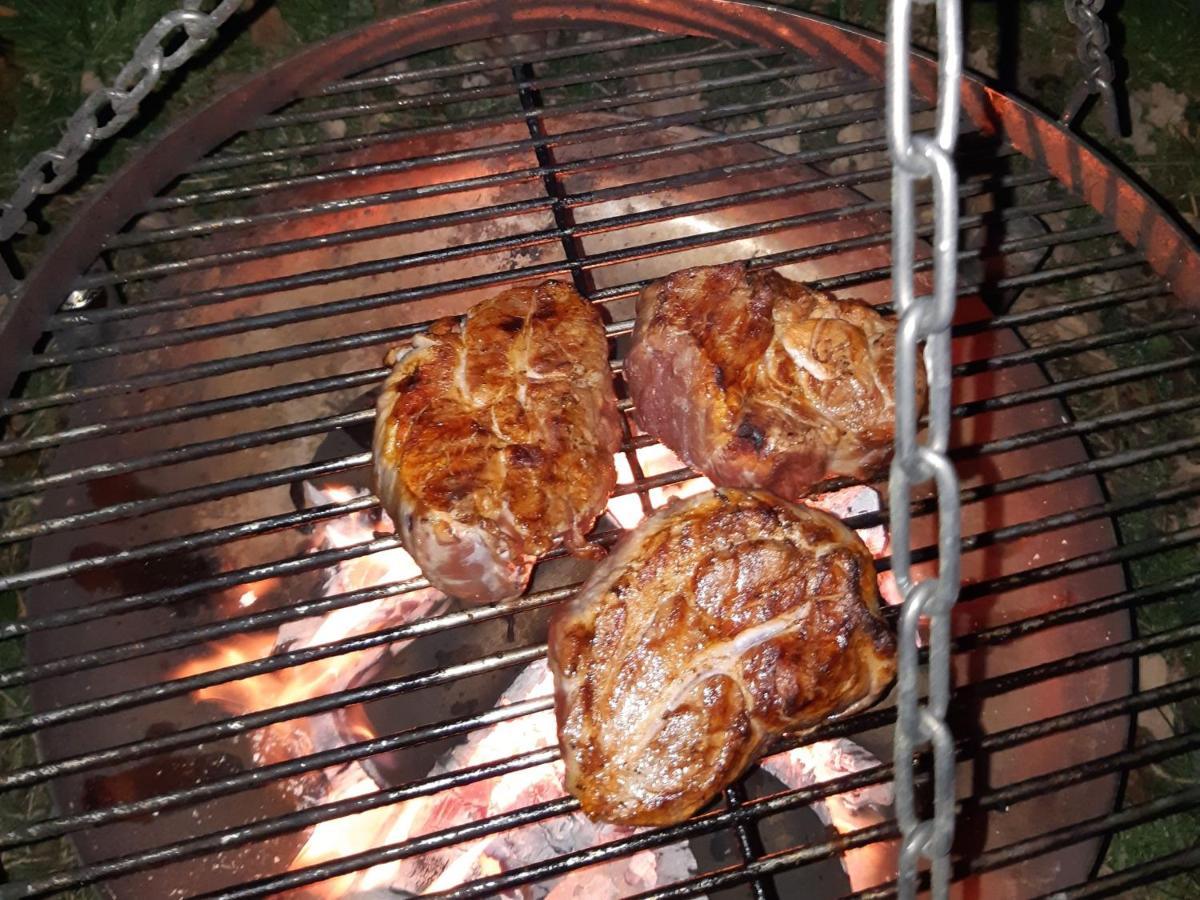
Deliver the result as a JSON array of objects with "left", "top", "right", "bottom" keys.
[
  {"left": 761, "top": 740, "right": 897, "bottom": 892},
  {"left": 387, "top": 660, "right": 698, "bottom": 898}
]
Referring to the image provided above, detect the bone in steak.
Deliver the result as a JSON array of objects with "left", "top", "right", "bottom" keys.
[
  {"left": 548, "top": 487, "right": 896, "bottom": 826},
  {"left": 624, "top": 261, "right": 926, "bottom": 499},
  {"left": 374, "top": 281, "right": 622, "bottom": 604}
]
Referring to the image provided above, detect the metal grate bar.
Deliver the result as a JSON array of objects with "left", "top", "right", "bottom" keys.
[
  {"left": 7, "top": 578, "right": 1190, "bottom": 897},
  {"left": 1045, "top": 845, "right": 1200, "bottom": 899},
  {"left": 0, "top": 493, "right": 375, "bottom": 591},
  {"left": 4, "top": 200, "right": 1094, "bottom": 412},
  {"left": 17, "top": 204, "right": 1105, "bottom": 402},
  {"left": 245, "top": 43, "right": 774, "bottom": 133},
  {"left": 949, "top": 788, "right": 1200, "bottom": 892},
  {"left": 0, "top": 451, "right": 370, "bottom": 546},
  {"left": 148, "top": 64, "right": 855, "bottom": 211},
  {"left": 0, "top": 637, "right": 545, "bottom": 743},
  {"left": 79, "top": 196, "right": 557, "bottom": 292},
  {"left": 16, "top": 444, "right": 1184, "bottom": 720},
  {"left": 3, "top": 331, "right": 1191, "bottom": 571},
  {"left": 5, "top": 337, "right": 1193, "bottom": 556},
  {"left": 0, "top": 573, "right": 573, "bottom": 689},
  {"left": 5, "top": 514, "right": 1194, "bottom": 797},
  {"left": 105, "top": 127, "right": 898, "bottom": 253},
  {"left": 593, "top": 249, "right": 1147, "bottom": 318},
  {"left": 77, "top": 138, "right": 905, "bottom": 304},
  {"left": 416, "top": 671, "right": 1200, "bottom": 900},
  {"left": 7, "top": 504, "right": 1195, "bottom": 735},
  {"left": 244, "top": 44, "right": 778, "bottom": 136},
  {"left": 955, "top": 574, "right": 1200, "bottom": 654},
  {"left": 954, "top": 282, "right": 1169, "bottom": 334},
  {"left": 0, "top": 505, "right": 607, "bottom": 629},
  {"left": 0, "top": 698, "right": 563, "bottom": 893},
  {"left": 3, "top": 354, "right": 1194, "bottom": 568},
  {"left": 952, "top": 317, "right": 1200, "bottom": 377},
  {"left": 949, "top": 353, "right": 1200, "bottom": 420},
  {"left": 187, "top": 44, "right": 777, "bottom": 180},
  {"left": 27, "top": 188, "right": 1079, "bottom": 372},
  {"left": 4, "top": 275, "right": 1163, "bottom": 446},
  {"left": 2, "top": 362, "right": 1190, "bottom": 609},
  {"left": 456, "top": 733, "right": 1200, "bottom": 900},
  {"left": 0, "top": 409, "right": 373, "bottom": 501},
  {"left": 637, "top": 741, "right": 1200, "bottom": 900},
  {"left": 46, "top": 163, "right": 1045, "bottom": 354},
  {"left": 14, "top": 630, "right": 1188, "bottom": 898},
  {"left": 82, "top": 148, "right": 964, "bottom": 292},
  {"left": 5, "top": 383, "right": 1193, "bottom": 606},
  {"left": 723, "top": 781, "right": 779, "bottom": 900},
  {"left": 0, "top": 647, "right": 550, "bottom": 792},
  {"left": 203, "top": 690, "right": 1200, "bottom": 900},
  {"left": 314, "top": 31, "right": 674, "bottom": 99},
  {"left": 0, "top": 367, "right": 386, "bottom": 458}
]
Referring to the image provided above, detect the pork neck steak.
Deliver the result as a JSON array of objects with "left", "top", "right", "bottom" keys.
[
  {"left": 625, "top": 262, "right": 926, "bottom": 499},
  {"left": 548, "top": 488, "right": 897, "bottom": 826},
  {"left": 374, "top": 281, "right": 622, "bottom": 605}
]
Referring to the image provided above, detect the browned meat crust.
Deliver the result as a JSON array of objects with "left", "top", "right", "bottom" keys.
[
  {"left": 548, "top": 488, "right": 896, "bottom": 826},
  {"left": 373, "top": 281, "right": 622, "bottom": 605},
  {"left": 625, "top": 261, "right": 926, "bottom": 499}
]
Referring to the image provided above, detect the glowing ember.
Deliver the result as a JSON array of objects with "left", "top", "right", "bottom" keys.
[
  {"left": 761, "top": 741, "right": 896, "bottom": 892},
  {"left": 172, "top": 483, "right": 447, "bottom": 771},
  {"left": 385, "top": 659, "right": 696, "bottom": 897}
]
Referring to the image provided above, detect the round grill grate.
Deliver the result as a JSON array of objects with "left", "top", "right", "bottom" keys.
[{"left": 0, "top": 3, "right": 1197, "bottom": 898}]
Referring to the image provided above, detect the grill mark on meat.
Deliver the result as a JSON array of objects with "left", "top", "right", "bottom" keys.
[
  {"left": 623, "top": 591, "right": 832, "bottom": 757},
  {"left": 507, "top": 444, "right": 544, "bottom": 467},
  {"left": 498, "top": 315, "right": 525, "bottom": 333}
]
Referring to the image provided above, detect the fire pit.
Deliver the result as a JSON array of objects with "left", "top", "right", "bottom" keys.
[{"left": 0, "top": 2, "right": 1197, "bottom": 898}]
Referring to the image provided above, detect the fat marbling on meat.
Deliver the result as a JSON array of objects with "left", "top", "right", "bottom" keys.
[
  {"left": 625, "top": 261, "right": 926, "bottom": 499},
  {"left": 548, "top": 488, "right": 896, "bottom": 826},
  {"left": 373, "top": 281, "right": 622, "bottom": 605}
]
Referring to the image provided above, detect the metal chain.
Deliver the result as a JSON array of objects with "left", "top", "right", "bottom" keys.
[
  {"left": 0, "top": 0, "right": 247, "bottom": 242},
  {"left": 1061, "top": 0, "right": 1122, "bottom": 137},
  {"left": 886, "top": 1, "right": 962, "bottom": 898}
]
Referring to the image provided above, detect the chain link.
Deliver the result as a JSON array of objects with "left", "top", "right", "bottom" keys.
[
  {"left": 1061, "top": 0, "right": 1122, "bottom": 137},
  {"left": 0, "top": 0, "right": 246, "bottom": 242},
  {"left": 887, "top": 1, "right": 962, "bottom": 898}
]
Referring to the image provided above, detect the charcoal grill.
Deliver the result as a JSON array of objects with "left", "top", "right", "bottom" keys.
[{"left": 0, "top": 1, "right": 1198, "bottom": 897}]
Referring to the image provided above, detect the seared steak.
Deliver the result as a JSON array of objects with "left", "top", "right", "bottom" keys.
[
  {"left": 548, "top": 488, "right": 896, "bottom": 826},
  {"left": 374, "top": 281, "right": 622, "bottom": 605},
  {"left": 625, "top": 262, "right": 925, "bottom": 498}
]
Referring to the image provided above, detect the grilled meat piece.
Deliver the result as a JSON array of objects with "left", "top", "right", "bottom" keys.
[
  {"left": 548, "top": 488, "right": 896, "bottom": 826},
  {"left": 374, "top": 281, "right": 622, "bottom": 605},
  {"left": 625, "top": 261, "right": 925, "bottom": 499}
]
